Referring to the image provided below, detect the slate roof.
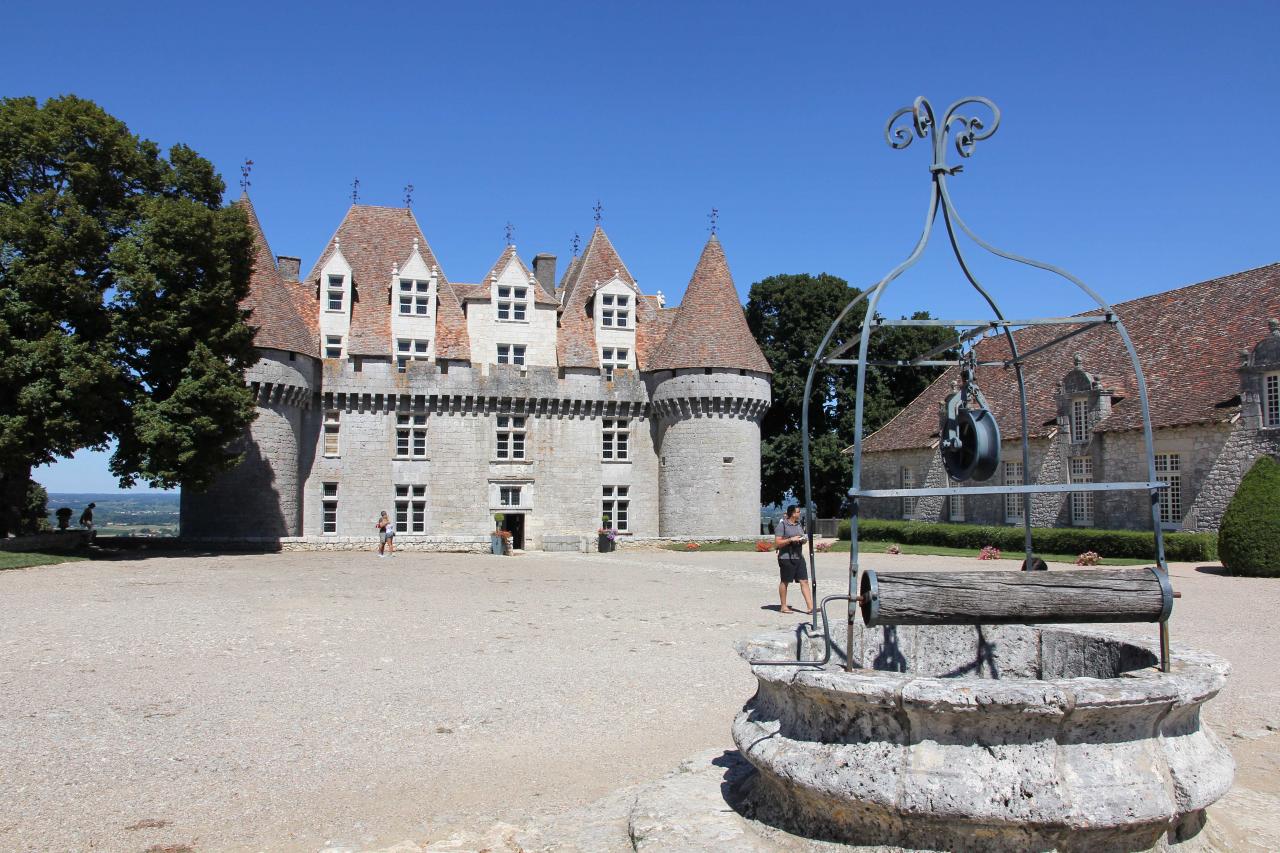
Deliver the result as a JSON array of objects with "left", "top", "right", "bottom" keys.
[
  {"left": 647, "top": 235, "right": 772, "bottom": 373},
  {"left": 556, "top": 226, "right": 639, "bottom": 368},
  {"left": 863, "top": 263, "right": 1280, "bottom": 453},
  {"left": 303, "top": 205, "right": 470, "bottom": 360},
  {"left": 237, "top": 194, "right": 318, "bottom": 357}
]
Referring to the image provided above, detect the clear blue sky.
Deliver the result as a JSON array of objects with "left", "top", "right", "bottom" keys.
[{"left": 11, "top": 0, "right": 1279, "bottom": 492}]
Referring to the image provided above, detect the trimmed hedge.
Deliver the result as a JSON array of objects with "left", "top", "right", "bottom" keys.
[
  {"left": 1218, "top": 456, "right": 1280, "bottom": 577},
  {"left": 837, "top": 519, "right": 1217, "bottom": 562}
]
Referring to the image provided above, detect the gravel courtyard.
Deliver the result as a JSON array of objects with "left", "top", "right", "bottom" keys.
[{"left": 1, "top": 548, "right": 1278, "bottom": 852}]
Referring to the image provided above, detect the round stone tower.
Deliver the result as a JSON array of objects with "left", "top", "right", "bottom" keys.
[
  {"left": 179, "top": 195, "right": 320, "bottom": 542},
  {"left": 646, "top": 235, "right": 773, "bottom": 538}
]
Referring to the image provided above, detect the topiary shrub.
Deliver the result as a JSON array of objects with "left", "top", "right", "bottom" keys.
[{"left": 1218, "top": 455, "right": 1280, "bottom": 577}]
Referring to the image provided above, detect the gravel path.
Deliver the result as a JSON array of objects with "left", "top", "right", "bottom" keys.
[{"left": 0, "top": 548, "right": 1276, "bottom": 852}]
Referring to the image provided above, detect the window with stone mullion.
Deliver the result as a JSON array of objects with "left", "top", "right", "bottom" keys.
[
  {"left": 496, "top": 415, "right": 526, "bottom": 460},
  {"left": 603, "top": 485, "right": 629, "bottom": 532},
  {"left": 602, "top": 418, "right": 630, "bottom": 460},
  {"left": 1265, "top": 373, "right": 1280, "bottom": 428},
  {"left": 497, "top": 286, "right": 528, "bottom": 322}
]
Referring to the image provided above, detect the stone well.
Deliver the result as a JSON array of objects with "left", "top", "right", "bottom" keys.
[{"left": 734, "top": 624, "right": 1233, "bottom": 852}]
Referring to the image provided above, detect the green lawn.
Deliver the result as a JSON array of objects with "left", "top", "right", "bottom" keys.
[
  {"left": 0, "top": 551, "right": 89, "bottom": 571},
  {"left": 665, "top": 539, "right": 1154, "bottom": 566}
]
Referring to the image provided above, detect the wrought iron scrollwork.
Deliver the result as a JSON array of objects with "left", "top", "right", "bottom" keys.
[{"left": 884, "top": 96, "right": 1001, "bottom": 169}]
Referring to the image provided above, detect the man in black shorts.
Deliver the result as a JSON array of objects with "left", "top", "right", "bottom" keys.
[{"left": 774, "top": 505, "right": 814, "bottom": 615}]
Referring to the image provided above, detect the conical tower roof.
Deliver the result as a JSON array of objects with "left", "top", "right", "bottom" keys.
[
  {"left": 237, "top": 194, "right": 317, "bottom": 357},
  {"left": 648, "top": 235, "right": 771, "bottom": 373}
]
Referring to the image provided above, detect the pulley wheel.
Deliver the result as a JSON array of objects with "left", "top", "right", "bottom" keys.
[{"left": 942, "top": 408, "right": 1001, "bottom": 481}]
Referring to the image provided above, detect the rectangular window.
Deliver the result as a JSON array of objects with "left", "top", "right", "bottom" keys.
[
  {"left": 1004, "top": 461, "right": 1024, "bottom": 523},
  {"left": 496, "top": 344, "right": 526, "bottom": 366},
  {"left": 499, "top": 485, "right": 522, "bottom": 507},
  {"left": 900, "top": 467, "right": 917, "bottom": 519},
  {"left": 601, "top": 347, "right": 630, "bottom": 381},
  {"left": 322, "top": 482, "right": 338, "bottom": 533},
  {"left": 1070, "top": 456, "right": 1094, "bottom": 526},
  {"left": 323, "top": 410, "right": 340, "bottom": 457},
  {"left": 396, "top": 338, "right": 430, "bottom": 372},
  {"left": 496, "top": 415, "right": 526, "bottom": 460},
  {"left": 601, "top": 293, "right": 631, "bottom": 328},
  {"left": 325, "top": 335, "right": 343, "bottom": 359},
  {"left": 1266, "top": 373, "right": 1280, "bottom": 428},
  {"left": 395, "top": 484, "right": 426, "bottom": 533},
  {"left": 949, "top": 494, "right": 965, "bottom": 522},
  {"left": 496, "top": 286, "right": 528, "bottom": 322},
  {"left": 398, "top": 278, "right": 431, "bottom": 316},
  {"left": 326, "top": 275, "right": 344, "bottom": 311},
  {"left": 395, "top": 413, "right": 428, "bottom": 459},
  {"left": 1155, "top": 453, "right": 1182, "bottom": 526},
  {"left": 603, "top": 485, "right": 630, "bottom": 532},
  {"left": 1070, "top": 398, "right": 1090, "bottom": 444},
  {"left": 602, "top": 418, "right": 630, "bottom": 461}
]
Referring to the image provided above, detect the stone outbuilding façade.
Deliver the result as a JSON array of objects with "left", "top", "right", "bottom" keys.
[
  {"left": 859, "top": 263, "right": 1280, "bottom": 533},
  {"left": 180, "top": 197, "right": 772, "bottom": 550}
]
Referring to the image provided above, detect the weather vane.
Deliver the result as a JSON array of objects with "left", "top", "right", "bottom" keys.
[
  {"left": 593, "top": 199, "right": 603, "bottom": 225},
  {"left": 571, "top": 232, "right": 581, "bottom": 257},
  {"left": 403, "top": 183, "right": 415, "bottom": 211},
  {"left": 351, "top": 177, "right": 360, "bottom": 203},
  {"left": 239, "top": 158, "right": 254, "bottom": 192},
  {"left": 708, "top": 207, "right": 719, "bottom": 235},
  {"left": 505, "top": 221, "right": 515, "bottom": 246}
]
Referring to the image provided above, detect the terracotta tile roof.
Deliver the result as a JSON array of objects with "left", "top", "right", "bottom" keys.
[
  {"left": 863, "top": 263, "right": 1280, "bottom": 453},
  {"left": 647, "top": 236, "right": 772, "bottom": 373},
  {"left": 557, "top": 226, "right": 639, "bottom": 367},
  {"left": 236, "top": 195, "right": 318, "bottom": 357},
  {"left": 303, "top": 205, "right": 470, "bottom": 360},
  {"left": 636, "top": 301, "right": 677, "bottom": 370}
]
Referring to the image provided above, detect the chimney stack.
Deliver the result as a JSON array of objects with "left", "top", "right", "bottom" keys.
[
  {"left": 277, "top": 256, "right": 301, "bottom": 281},
  {"left": 532, "top": 253, "right": 557, "bottom": 293}
]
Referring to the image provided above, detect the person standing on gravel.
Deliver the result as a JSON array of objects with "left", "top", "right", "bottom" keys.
[
  {"left": 375, "top": 511, "right": 395, "bottom": 557},
  {"left": 774, "top": 505, "right": 814, "bottom": 615}
]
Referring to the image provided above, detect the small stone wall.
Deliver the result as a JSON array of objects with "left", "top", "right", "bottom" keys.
[
  {"left": 179, "top": 535, "right": 491, "bottom": 553},
  {"left": 0, "top": 531, "right": 92, "bottom": 552}
]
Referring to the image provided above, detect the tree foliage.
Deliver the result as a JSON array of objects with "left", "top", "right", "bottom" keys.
[
  {"left": 746, "top": 273, "right": 955, "bottom": 516},
  {"left": 0, "top": 95, "right": 257, "bottom": 534},
  {"left": 1218, "top": 455, "right": 1280, "bottom": 577}
]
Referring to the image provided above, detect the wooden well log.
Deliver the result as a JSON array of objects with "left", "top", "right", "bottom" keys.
[{"left": 859, "top": 568, "right": 1172, "bottom": 626}]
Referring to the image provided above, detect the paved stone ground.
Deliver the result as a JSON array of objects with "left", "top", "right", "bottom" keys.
[{"left": 0, "top": 548, "right": 1277, "bottom": 852}]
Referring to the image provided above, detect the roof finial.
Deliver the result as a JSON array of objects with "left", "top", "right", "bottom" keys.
[
  {"left": 571, "top": 232, "right": 581, "bottom": 257},
  {"left": 708, "top": 206, "right": 719, "bottom": 235},
  {"left": 1270, "top": 318, "right": 1280, "bottom": 336},
  {"left": 1074, "top": 352, "right": 1084, "bottom": 369},
  {"left": 593, "top": 199, "right": 603, "bottom": 225},
  {"left": 239, "top": 158, "right": 254, "bottom": 193},
  {"left": 505, "top": 221, "right": 515, "bottom": 247},
  {"left": 403, "top": 183, "right": 415, "bottom": 212},
  {"left": 351, "top": 177, "right": 360, "bottom": 203},
  {"left": 412, "top": 236, "right": 419, "bottom": 253}
]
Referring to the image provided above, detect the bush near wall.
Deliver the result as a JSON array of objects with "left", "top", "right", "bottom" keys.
[
  {"left": 837, "top": 519, "right": 1217, "bottom": 562},
  {"left": 1218, "top": 456, "right": 1280, "bottom": 577}
]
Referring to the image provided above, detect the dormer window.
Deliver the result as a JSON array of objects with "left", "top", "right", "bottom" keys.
[
  {"left": 326, "top": 275, "right": 345, "bottom": 311},
  {"left": 325, "top": 335, "right": 343, "bottom": 359},
  {"left": 1265, "top": 372, "right": 1280, "bottom": 428},
  {"left": 497, "top": 286, "right": 527, "bottom": 322},
  {"left": 1069, "top": 398, "right": 1090, "bottom": 444},
  {"left": 601, "top": 347, "right": 629, "bottom": 380},
  {"left": 601, "top": 293, "right": 630, "bottom": 328},
  {"left": 396, "top": 338, "right": 430, "bottom": 371},
  {"left": 497, "top": 344, "right": 526, "bottom": 366},
  {"left": 398, "top": 278, "right": 431, "bottom": 316}
]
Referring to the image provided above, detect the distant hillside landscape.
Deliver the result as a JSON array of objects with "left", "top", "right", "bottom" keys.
[{"left": 47, "top": 493, "right": 180, "bottom": 537}]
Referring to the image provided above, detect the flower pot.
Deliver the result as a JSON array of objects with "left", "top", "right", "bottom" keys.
[
  {"left": 597, "top": 534, "right": 615, "bottom": 553},
  {"left": 491, "top": 534, "right": 506, "bottom": 555}
]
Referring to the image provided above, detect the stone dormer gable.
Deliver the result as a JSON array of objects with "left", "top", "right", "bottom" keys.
[
  {"left": 648, "top": 235, "right": 772, "bottom": 374},
  {"left": 236, "top": 194, "right": 318, "bottom": 357},
  {"left": 389, "top": 238, "right": 438, "bottom": 364},
  {"left": 1241, "top": 318, "right": 1280, "bottom": 429},
  {"left": 558, "top": 226, "right": 639, "bottom": 368},
  {"left": 304, "top": 205, "right": 470, "bottom": 360},
  {"left": 1056, "top": 353, "right": 1115, "bottom": 445},
  {"left": 482, "top": 247, "right": 559, "bottom": 317},
  {"left": 317, "top": 238, "right": 352, "bottom": 358}
]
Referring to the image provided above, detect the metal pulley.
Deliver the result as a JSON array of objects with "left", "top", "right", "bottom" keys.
[{"left": 939, "top": 368, "right": 1001, "bottom": 481}]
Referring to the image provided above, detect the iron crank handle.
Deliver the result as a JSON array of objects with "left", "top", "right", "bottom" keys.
[{"left": 751, "top": 595, "right": 857, "bottom": 668}]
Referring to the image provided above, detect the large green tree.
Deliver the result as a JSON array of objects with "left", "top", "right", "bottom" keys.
[
  {"left": 746, "top": 273, "right": 955, "bottom": 516},
  {"left": 0, "top": 95, "right": 257, "bottom": 534}
]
